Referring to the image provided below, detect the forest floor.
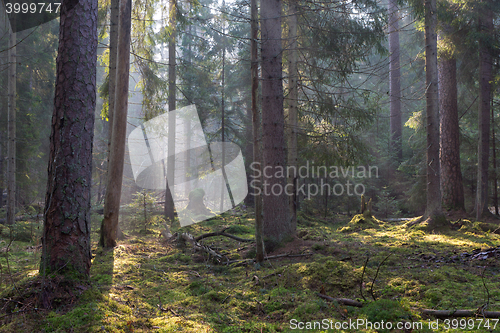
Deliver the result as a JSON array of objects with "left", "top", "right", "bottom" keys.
[{"left": 2, "top": 206, "right": 500, "bottom": 332}]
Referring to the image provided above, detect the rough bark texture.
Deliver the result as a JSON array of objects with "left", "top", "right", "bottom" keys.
[
  {"left": 7, "top": 29, "right": 16, "bottom": 225},
  {"left": 287, "top": 0, "right": 298, "bottom": 233},
  {"left": 439, "top": 53, "right": 464, "bottom": 211},
  {"left": 41, "top": 0, "right": 98, "bottom": 277},
  {"left": 101, "top": 0, "right": 132, "bottom": 248},
  {"left": 423, "top": 0, "right": 444, "bottom": 224},
  {"left": 475, "top": 7, "right": 493, "bottom": 220},
  {"left": 107, "top": 0, "right": 119, "bottom": 145},
  {"left": 261, "top": 0, "right": 291, "bottom": 243},
  {"left": 251, "top": 0, "right": 263, "bottom": 262},
  {"left": 388, "top": 0, "right": 402, "bottom": 162},
  {"left": 164, "top": 0, "right": 176, "bottom": 224}
]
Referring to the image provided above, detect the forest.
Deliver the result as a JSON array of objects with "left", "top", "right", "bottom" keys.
[{"left": 0, "top": 0, "right": 500, "bottom": 331}]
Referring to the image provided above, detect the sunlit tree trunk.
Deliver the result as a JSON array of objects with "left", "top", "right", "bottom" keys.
[
  {"left": 101, "top": 0, "right": 132, "bottom": 247},
  {"left": 438, "top": 44, "right": 464, "bottom": 211},
  {"left": 41, "top": 0, "right": 98, "bottom": 277},
  {"left": 261, "top": 0, "right": 291, "bottom": 244},
  {"left": 423, "top": 0, "right": 445, "bottom": 226},
  {"left": 475, "top": 6, "right": 493, "bottom": 220},
  {"left": 388, "top": 0, "right": 402, "bottom": 162},
  {"left": 164, "top": 0, "right": 176, "bottom": 224},
  {"left": 7, "top": 28, "right": 16, "bottom": 225}
]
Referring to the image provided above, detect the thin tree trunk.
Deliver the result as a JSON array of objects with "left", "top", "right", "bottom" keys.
[
  {"left": 40, "top": 0, "right": 98, "bottom": 277},
  {"left": 251, "top": 0, "right": 264, "bottom": 263},
  {"left": 107, "top": 0, "right": 119, "bottom": 146},
  {"left": 7, "top": 28, "right": 16, "bottom": 225},
  {"left": 492, "top": 103, "right": 498, "bottom": 215},
  {"left": 261, "top": 0, "right": 291, "bottom": 244},
  {"left": 101, "top": 0, "right": 132, "bottom": 248},
  {"left": 438, "top": 43, "right": 464, "bottom": 211},
  {"left": 164, "top": 0, "right": 177, "bottom": 224},
  {"left": 388, "top": 0, "right": 402, "bottom": 162},
  {"left": 0, "top": 131, "right": 3, "bottom": 209},
  {"left": 423, "top": 0, "right": 445, "bottom": 226},
  {"left": 287, "top": 0, "right": 298, "bottom": 233},
  {"left": 475, "top": 6, "right": 493, "bottom": 220}
]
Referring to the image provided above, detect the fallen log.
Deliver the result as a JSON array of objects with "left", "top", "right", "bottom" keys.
[
  {"left": 419, "top": 309, "right": 500, "bottom": 318},
  {"left": 317, "top": 293, "right": 363, "bottom": 307},
  {"left": 316, "top": 293, "right": 500, "bottom": 318},
  {"left": 195, "top": 227, "right": 253, "bottom": 243}
]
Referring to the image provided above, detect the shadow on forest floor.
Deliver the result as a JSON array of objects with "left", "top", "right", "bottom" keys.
[{"left": 1, "top": 208, "right": 500, "bottom": 332}]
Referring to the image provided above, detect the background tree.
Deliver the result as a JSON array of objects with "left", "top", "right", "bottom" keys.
[
  {"left": 260, "top": 0, "right": 291, "bottom": 244},
  {"left": 40, "top": 0, "right": 98, "bottom": 277},
  {"left": 6, "top": 27, "right": 16, "bottom": 225},
  {"left": 438, "top": 31, "right": 464, "bottom": 211},
  {"left": 388, "top": 0, "right": 402, "bottom": 163},
  {"left": 101, "top": 0, "right": 132, "bottom": 247}
]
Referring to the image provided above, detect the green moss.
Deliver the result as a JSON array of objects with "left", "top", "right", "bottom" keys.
[{"left": 338, "top": 213, "right": 384, "bottom": 232}]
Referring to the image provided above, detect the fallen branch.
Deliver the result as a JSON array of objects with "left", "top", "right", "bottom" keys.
[
  {"left": 195, "top": 228, "right": 253, "bottom": 243},
  {"left": 225, "top": 252, "right": 313, "bottom": 265},
  {"left": 180, "top": 233, "right": 226, "bottom": 263},
  {"left": 316, "top": 294, "right": 500, "bottom": 318},
  {"left": 317, "top": 293, "right": 363, "bottom": 307},
  {"left": 419, "top": 308, "right": 500, "bottom": 318}
]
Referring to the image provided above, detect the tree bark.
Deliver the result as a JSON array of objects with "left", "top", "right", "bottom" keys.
[
  {"left": 101, "top": 0, "right": 132, "bottom": 248},
  {"left": 423, "top": 0, "right": 445, "bottom": 225},
  {"left": 164, "top": 0, "right": 176, "bottom": 224},
  {"left": 261, "top": 0, "right": 291, "bottom": 243},
  {"left": 251, "top": 0, "right": 264, "bottom": 263},
  {"left": 7, "top": 28, "right": 16, "bottom": 225},
  {"left": 40, "top": 0, "right": 98, "bottom": 277},
  {"left": 475, "top": 5, "right": 493, "bottom": 220},
  {"left": 287, "top": 0, "right": 298, "bottom": 234},
  {"left": 438, "top": 45, "right": 464, "bottom": 211},
  {"left": 388, "top": 0, "right": 402, "bottom": 162}
]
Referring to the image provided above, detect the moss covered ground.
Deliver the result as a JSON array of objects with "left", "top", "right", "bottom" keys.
[{"left": 1, "top": 207, "right": 500, "bottom": 332}]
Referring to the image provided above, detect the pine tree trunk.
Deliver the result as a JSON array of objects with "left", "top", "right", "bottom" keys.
[
  {"left": 261, "top": 0, "right": 291, "bottom": 244},
  {"left": 40, "top": 0, "right": 98, "bottom": 277},
  {"left": 388, "top": 0, "right": 402, "bottom": 162},
  {"left": 164, "top": 0, "right": 176, "bottom": 224},
  {"left": 475, "top": 7, "right": 493, "bottom": 220},
  {"left": 423, "top": 0, "right": 444, "bottom": 225},
  {"left": 251, "top": 0, "right": 263, "bottom": 262},
  {"left": 438, "top": 50, "right": 464, "bottom": 211},
  {"left": 287, "top": 0, "right": 298, "bottom": 233},
  {"left": 7, "top": 28, "right": 16, "bottom": 226},
  {"left": 107, "top": 0, "right": 119, "bottom": 145},
  {"left": 101, "top": 0, "right": 132, "bottom": 248}
]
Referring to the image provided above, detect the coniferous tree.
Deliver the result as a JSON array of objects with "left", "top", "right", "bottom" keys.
[{"left": 41, "top": 0, "right": 98, "bottom": 277}]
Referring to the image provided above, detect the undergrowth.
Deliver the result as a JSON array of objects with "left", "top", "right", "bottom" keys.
[{"left": 1, "top": 208, "right": 500, "bottom": 332}]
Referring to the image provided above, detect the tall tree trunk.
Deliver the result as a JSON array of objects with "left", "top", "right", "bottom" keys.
[
  {"left": 107, "top": 0, "right": 119, "bottom": 146},
  {"left": 7, "top": 28, "right": 16, "bottom": 225},
  {"left": 492, "top": 104, "right": 498, "bottom": 215},
  {"left": 261, "top": 0, "right": 291, "bottom": 244},
  {"left": 40, "top": 0, "right": 98, "bottom": 277},
  {"left": 164, "top": 0, "right": 176, "bottom": 224},
  {"left": 0, "top": 131, "right": 3, "bottom": 209},
  {"left": 423, "top": 0, "right": 445, "bottom": 226},
  {"left": 388, "top": 0, "right": 402, "bottom": 162},
  {"left": 287, "top": 0, "right": 298, "bottom": 234},
  {"left": 101, "top": 0, "right": 132, "bottom": 247},
  {"left": 438, "top": 45, "right": 464, "bottom": 211},
  {"left": 475, "top": 6, "right": 493, "bottom": 220},
  {"left": 251, "top": 0, "right": 263, "bottom": 263}
]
